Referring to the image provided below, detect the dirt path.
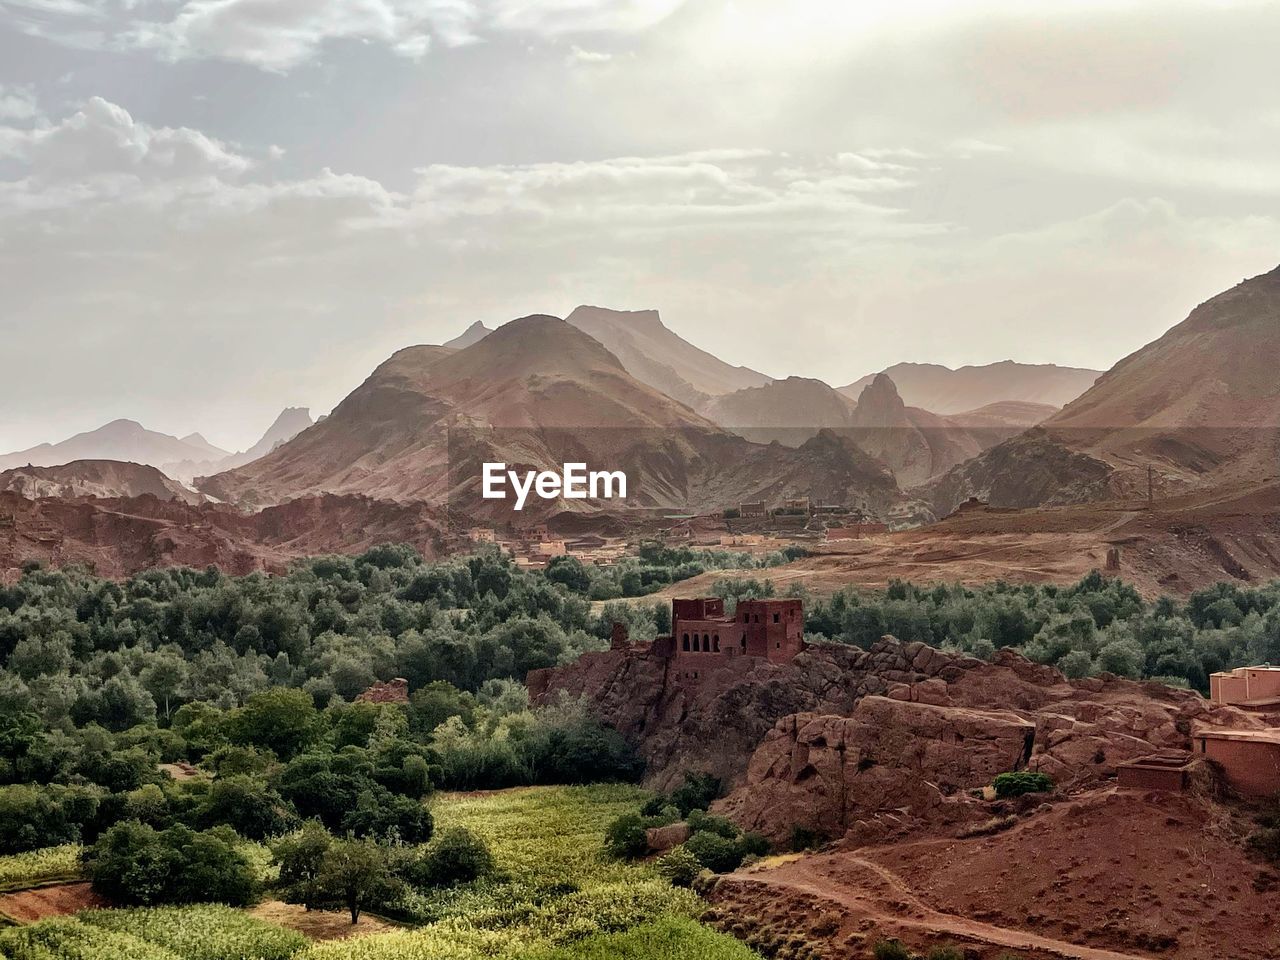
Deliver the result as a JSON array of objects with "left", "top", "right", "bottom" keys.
[{"left": 729, "top": 856, "right": 1152, "bottom": 960}]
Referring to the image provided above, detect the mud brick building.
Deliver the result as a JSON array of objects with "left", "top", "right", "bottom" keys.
[
  {"left": 1209, "top": 664, "right": 1280, "bottom": 712},
  {"left": 1193, "top": 729, "right": 1280, "bottom": 797},
  {"left": 533, "top": 596, "right": 808, "bottom": 698}
]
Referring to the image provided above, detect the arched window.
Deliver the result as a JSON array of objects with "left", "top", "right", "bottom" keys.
[
  {"left": 682, "top": 633, "right": 689, "bottom": 651},
  {"left": 703, "top": 633, "right": 710, "bottom": 650},
  {"left": 740, "top": 634, "right": 747, "bottom": 651},
  {"left": 713, "top": 634, "right": 720, "bottom": 652},
  {"left": 753, "top": 614, "right": 759, "bottom": 623},
  {"left": 773, "top": 612, "right": 780, "bottom": 623}
]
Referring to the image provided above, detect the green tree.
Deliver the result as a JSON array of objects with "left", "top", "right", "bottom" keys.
[{"left": 313, "top": 838, "right": 402, "bottom": 924}]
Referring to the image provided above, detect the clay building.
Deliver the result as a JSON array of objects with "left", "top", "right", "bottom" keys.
[
  {"left": 602, "top": 597, "right": 807, "bottom": 675},
  {"left": 1117, "top": 751, "right": 1196, "bottom": 792},
  {"left": 1209, "top": 664, "right": 1280, "bottom": 712},
  {"left": 1193, "top": 729, "right": 1280, "bottom": 797}
]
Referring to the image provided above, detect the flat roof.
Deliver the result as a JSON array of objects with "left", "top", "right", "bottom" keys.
[
  {"left": 1211, "top": 665, "right": 1280, "bottom": 676},
  {"left": 1119, "top": 752, "right": 1194, "bottom": 769},
  {"left": 1196, "top": 728, "right": 1280, "bottom": 744}
]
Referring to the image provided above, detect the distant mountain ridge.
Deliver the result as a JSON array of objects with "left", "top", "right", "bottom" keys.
[
  {"left": 840, "top": 360, "right": 1101, "bottom": 414},
  {"left": 0, "top": 460, "right": 204, "bottom": 504},
  {"left": 198, "top": 314, "right": 904, "bottom": 518},
  {"left": 0, "top": 420, "right": 229, "bottom": 481},
  {"left": 0, "top": 408, "right": 315, "bottom": 486}
]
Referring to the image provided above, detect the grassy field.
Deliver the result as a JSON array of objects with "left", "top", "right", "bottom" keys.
[
  {"left": 0, "top": 786, "right": 759, "bottom": 960},
  {"left": 0, "top": 847, "right": 83, "bottom": 893}
]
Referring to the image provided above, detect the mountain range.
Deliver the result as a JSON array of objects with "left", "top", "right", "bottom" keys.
[
  {"left": 839, "top": 360, "right": 1102, "bottom": 413},
  {"left": 8, "top": 263, "right": 1277, "bottom": 530},
  {"left": 197, "top": 315, "right": 902, "bottom": 518},
  {"left": 0, "top": 409, "right": 314, "bottom": 485}
]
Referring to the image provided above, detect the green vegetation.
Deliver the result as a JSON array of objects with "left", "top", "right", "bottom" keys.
[
  {"left": 84, "top": 822, "right": 257, "bottom": 906},
  {"left": 606, "top": 775, "right": 768, "bottom": 875},
  {"left": 0, "top": 844, "right": 81, "bottom": 891},
  {"left": 80, "top": 905, "right": 307, "bottom": 960},
  {"left": 992, "top": 772, "right": 1054, "bottom": 798},
  {"left": 792, "top": 572, "right": 1280, "bottom": 692},
  {"left": 291, "top": 785, "right": 722, "bottom": 958},
  {"left": 872, "top": 940, "right": 964, "bottom": 960},
  {"left": 526, "top": 915, "right": 761, "bottom": 959},
  {"left": 0, "top": 907, "right": 306, "bottom": 960}
]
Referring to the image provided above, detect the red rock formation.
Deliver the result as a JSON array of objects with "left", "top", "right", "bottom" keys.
[{"left": 356, "top": 678, "right": 410, "bottom": 704}]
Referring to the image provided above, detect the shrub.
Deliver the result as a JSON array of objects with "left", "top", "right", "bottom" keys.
[
  {"left": 1247, "top": 826, "right": 1280, "bottom": 864},
  {"left": 341, "top": 787, "right": 434, "bottom": 844},
  {"left": 992, "top": 771, "right": 1054, "bottom": 798},
  {"left": 790, "top": 825, "right": 824, "bottom": 852},
  {"left": 640, "top": 771, "right": 720, "bottom": 818},
  {"left": 686, "top": 809, "right": 737, "bottom": 839},
  {"left": 656, "top": 846, "right": 701, "bottom": 888},
  {"left": 740, "top": 832, "right": 769, "bottom": 858},
  {"left": 926, "top": 947, "right": 964, "bottom": 960},
  {"left": 603, "top": 813, "right": 649, "bottom": 860},
  {"left": 410, "top": 827, "right": 494, "bottom": 887},
  {"left": 872, "top": 939, "right": 913, "bottom": 960},
  {"left": 683, "top": 831, "right": 744, "bottom": 874},
  {"left": 958, "top": 814, "right": 1018, "bottom": 839},
  {"left": 84, "top": 821, "right": 256, "bottom": 906}
]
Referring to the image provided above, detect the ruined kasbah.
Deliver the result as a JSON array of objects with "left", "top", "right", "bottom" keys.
[{"left": 527, "top": 596, "right": 806, "bottom": 701}]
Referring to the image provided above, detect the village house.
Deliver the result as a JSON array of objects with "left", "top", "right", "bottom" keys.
[
  {"left": 1209, "top": 664, "right": 1280, "bottom": 712},
  {"left": 1193, "top": 729, "right": 1280, "bottom": 797}
]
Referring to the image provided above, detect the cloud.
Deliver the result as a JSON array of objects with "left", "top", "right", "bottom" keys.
[
  {"left": 1, "top": 0, "right": 688, "bottom": 71},
  {"left": 0, "top": 84, "right": 40, "bottom": 122},
  {"left": 3, "top": 87, "right": 1280, "bottom": 453},
  {"left": 2, "top": 97, "right": 251, "bottom": 182},
  {"left": 566, "top": 44, "right": 611, "bottom": 64}
]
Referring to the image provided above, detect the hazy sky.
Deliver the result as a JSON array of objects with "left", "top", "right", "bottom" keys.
[{"left": 2, "top": 0, "right": 1279, "bottom": 452}]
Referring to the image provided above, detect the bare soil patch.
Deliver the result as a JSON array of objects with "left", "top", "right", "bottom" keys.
[
  {"left": 710, "top": 788, "right": 1280, "bottom": 960},
  {"left": 0, "top": 883, "right": 108, "bottom": 924},
  {"left": 247, "top": 901, "right": 400, "bottom": 941}
]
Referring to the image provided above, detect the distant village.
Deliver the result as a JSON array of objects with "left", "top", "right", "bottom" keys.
[{"left": 455, "top": 495, "right": 902, "bottom": 571}]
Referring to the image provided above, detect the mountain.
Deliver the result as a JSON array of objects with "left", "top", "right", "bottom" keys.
[
  {"left": 926, "top": 265, "right": 1280, "bottom": 514},
  {"left": 0, "top": 420, "right": 229, "bottom": 481},
  {"left": 701, "top": 377, "right": 855, "bottom": 445},
  {"left": 945, "top": 400, "right": 1058, "bottom": 431},
  {"left": 443, "top": 321, "right": 492, "bottom": 349},
  {"left": 564, "top": 305, "right": 771, "bottom": 409},
  {"left": 839, "top": 360, "right": 1100, "bottom": 414},
  {"left": 843, "top": 375, "right": 974, "bottom": 487},
  {"left": 0, "top": 460, "right": 204, "bottom": 504},
  {"left": 197, "top": 315, "right": 903, "bottom": 518},
  {"left": 207, "top": 408, "right": 316, "bottom": 474}
]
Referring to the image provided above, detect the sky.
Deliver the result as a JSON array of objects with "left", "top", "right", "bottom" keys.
[{"left": 2, "top": 0, "right": 1279, "bottom": 452}]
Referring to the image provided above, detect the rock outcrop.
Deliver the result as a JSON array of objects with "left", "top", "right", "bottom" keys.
[
  {"left": 534, "top": 635, "right": 1263, "bottom": 842},
  {"left": 716, "top": 698, "right": 1035, "bottom": 843}
]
